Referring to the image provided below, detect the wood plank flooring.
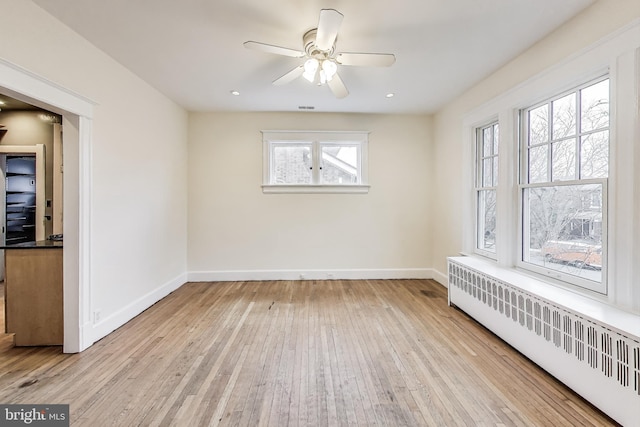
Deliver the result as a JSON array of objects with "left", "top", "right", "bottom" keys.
[{"left": 0, "top": 279, "right": 618, "bottom": 426}]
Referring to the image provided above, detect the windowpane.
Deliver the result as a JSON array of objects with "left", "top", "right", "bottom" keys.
[
  {"left": 580, "top": 131, "right": 609, "bottom": 179},
  {"left": 551, "top": 139, "right": 576, "bottom": 181},
  {"left": 528, "top": 145, "right": 548, "bottom": 183},
  {"left": 492, "top": 157, "right": 499, "bottom": 187},
  {"left": 581, "top": 80, "right": 609, "bottom": 132},
  {"left": 477, "top": 190, "right": 496, "bottom": 253},
  {"left": 272, "top": 145, "right": 311, "bottom": 184},
  {"left": 321, "top": 145, "right": 358, "bottom": 184},
  {"left": 483, "top": 127, "right": 493, "bottom": 157},
  {"left": 552, "top": 94, "right": 576, "bottom": 139},
  {"left": 524, "top": 184, "right": 602, "bottom": 282},
  {"left": 529, "top": 105, "right": 549, "bottom": 145},
  {"left": 482, "top": 158, "right": 492, "bottom": 187},
  {"left": 493, "top": 124, "right": 499, "bottom": 154}
]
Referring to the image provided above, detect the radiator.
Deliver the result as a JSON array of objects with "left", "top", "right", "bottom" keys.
[{"left": 448, "top": 257, "right": 640, "bottom": 426}]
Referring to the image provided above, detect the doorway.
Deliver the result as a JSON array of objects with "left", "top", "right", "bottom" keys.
[{"left": 1, "top": 57, "right": 94, "bottom": 353}]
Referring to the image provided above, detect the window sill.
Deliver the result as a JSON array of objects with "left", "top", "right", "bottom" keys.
[{"left": 262, "top": 184, "right": 370, "bottom": 194}]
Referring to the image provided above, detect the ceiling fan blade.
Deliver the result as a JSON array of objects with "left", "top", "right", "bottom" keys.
[
  {"left": 315, "top": 9, "right": 343, "bottom": 51},
  {"left": 336, "top": 52, "right": 396, "bottom": 67},
  {"left": 328, "top": 73, "right": 349, "bottom": 99},
  {"left": 272, "top": 65, "right": 304, "bottom": 85},
  {"left": 244, "top": 41, "right": 305, "bottom": 58}
]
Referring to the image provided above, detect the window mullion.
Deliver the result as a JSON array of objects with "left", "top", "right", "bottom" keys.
[
  {"left": 312, "top": 141, "right": 320, "bottom": 184},
  {"left": 576, "top": 91, "right": 582, "bottom": 180},
  {"left": 547, "top": 102, "right": 553, "bottom": 182}
]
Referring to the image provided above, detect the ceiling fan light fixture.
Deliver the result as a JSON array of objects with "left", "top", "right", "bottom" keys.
[
  {"left": 303, "top": 58, "right": 319, "bottom": 82},
  {"left": 321, "top": 60, "right": 337, "bottom": 81}
]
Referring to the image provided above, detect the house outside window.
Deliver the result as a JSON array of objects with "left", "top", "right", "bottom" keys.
[
  {"left": 519, "top": 77, "right": 609, "bottom": 293},
  {"left": 262, "top": 131, "right": 369, "bottom": 193}
]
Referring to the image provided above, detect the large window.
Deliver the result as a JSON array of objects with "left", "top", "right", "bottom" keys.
[
  {"left": 475, "top": 122, "right": 499, "bottom": 256},
  {"left": 262, "top": 131, "right": 369, "bottom": 193},
  {"left": 519, "top": 77, "right": 609, "bottom": 292}
]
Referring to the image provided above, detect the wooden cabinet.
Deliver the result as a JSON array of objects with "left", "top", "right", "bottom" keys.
[{"left": 4, "top": 247, "right": 63, "bottom": 346}]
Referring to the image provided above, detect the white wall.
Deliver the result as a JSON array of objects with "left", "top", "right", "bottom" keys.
[
  {"left": 0, "top": 1, "right": 189, "bottom": 346},
  {"left": 188, "top": 112, "right": 433, "bottom": 280},
  {"left": 432, "top": 0, "right": 640, "bottom": 302}
]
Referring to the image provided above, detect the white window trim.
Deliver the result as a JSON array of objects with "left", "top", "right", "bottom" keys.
[
  {"left": 261, "top": 130, "right": 370, "bottom": 194},
  {"left": 474, "top": 121, "right": 499, "bottom": 260},
  {"left": 460, "top": 19, "right": 640, "bottom": 311},
  {"left": 516, "top": 76, "right": 610, "bottom": 294},
  {"left": 517, "top": 178, "right": 608, "bottom": 294}
]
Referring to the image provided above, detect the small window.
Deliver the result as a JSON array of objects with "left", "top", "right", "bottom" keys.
[
  {"left": 475, "top": 122, "right": 499, "bottom": 256},
  {"left": 262, "top": 131, "right": 369, "bottom": 193}
]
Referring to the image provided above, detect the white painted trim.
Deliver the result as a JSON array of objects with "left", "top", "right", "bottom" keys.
[
  {"left": 0, "top": 57, "right": 95, "bottom": 353},
  {"left": 431, "top": 269, "right": 448, "bottom": 288},
  {"left": 188, "top": 268, "right": 435, "bottom": 282},
  {"left": 0, "top": 58, "right": 95, "bottom": 117},
  {"left": 90, "top": 273, "right": 187, "bottom": 343},
  {"left": 77, "top": 116, "right": 93, "bottom": 352},
  {"left": 261, "top": 130, "right": 371, "bottom": 140},
  {"left": 262, "top": 184, "right": 370, "bottom": 194}
]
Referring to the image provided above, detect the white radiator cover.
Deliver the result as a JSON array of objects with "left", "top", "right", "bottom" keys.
[{"left": 448, "top": 257, "right": 640, "bottom": 426}]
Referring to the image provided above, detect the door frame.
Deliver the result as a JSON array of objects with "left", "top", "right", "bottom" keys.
[{"left": 0, "top": 57, "right": 95, "bottom": 353}]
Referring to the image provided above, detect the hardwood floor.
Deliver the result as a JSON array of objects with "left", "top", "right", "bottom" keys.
[{"left": 0, "top": 279, "right": 617, "bottom": 426}]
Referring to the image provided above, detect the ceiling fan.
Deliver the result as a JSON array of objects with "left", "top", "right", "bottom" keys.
[{"left": 244, "top": 9, "right": 395, "bottom": 99}]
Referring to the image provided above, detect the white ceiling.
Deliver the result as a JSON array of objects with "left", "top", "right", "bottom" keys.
[{"left": 31, "top": 0, "right": 595, "bottom": 114}]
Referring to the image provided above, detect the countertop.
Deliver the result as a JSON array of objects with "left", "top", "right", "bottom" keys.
[{"left": 0, "top": 240, "right": 63, "bottom": 249}]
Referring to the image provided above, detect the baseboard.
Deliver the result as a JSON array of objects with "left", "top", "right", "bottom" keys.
[
  {"left": 432, "top": 269, "right": 448, "bottom": 288},
  {"left": 188, "top": 268, "right": 435, "bottom": 282},
  {"left": 90, "top": 272, "right": 187, "bottom": 343}
]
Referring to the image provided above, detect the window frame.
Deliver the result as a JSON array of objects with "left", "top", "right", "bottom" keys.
[
  {"left": 262, "top": 130, "right": 370, "bottom": 194},
  {"left": 461, "top": 22, "right": 640, "bottom": 308},
  {"left": 516, "top": 76, "right": 610, "bottom": 294},
  {"left": 474, "top": 121, "right": 499, "bottom": 259}
]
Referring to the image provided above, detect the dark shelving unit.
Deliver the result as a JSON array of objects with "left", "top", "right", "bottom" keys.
[{"left": 5, "top": 155, "right": 36, "bottom": 244}]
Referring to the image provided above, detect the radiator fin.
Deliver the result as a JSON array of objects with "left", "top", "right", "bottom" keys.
[
  {"left": 575, "top": 320, "right": 585, "bottom": 361},
  {"left": 634, "top": 346, "right": 640, "bottom": 395}
]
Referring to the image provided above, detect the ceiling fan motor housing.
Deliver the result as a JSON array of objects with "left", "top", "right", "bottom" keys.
[{"left": 303, "top": 29, "right": 335, "bottom": 59}]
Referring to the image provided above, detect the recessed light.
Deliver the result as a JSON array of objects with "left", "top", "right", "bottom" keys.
[
  {"left": 385, "top": 93, "right": 394, "bottom": 98},
  {"left": 0, "top": 100, "right": 5, "bottom": 105},
  {"left": 230, "top": 90, "right": 240, "bottom": 96}
]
